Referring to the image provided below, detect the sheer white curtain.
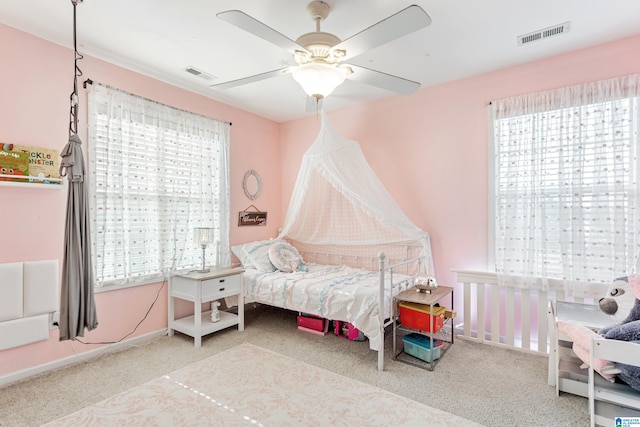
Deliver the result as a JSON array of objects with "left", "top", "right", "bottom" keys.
[
  {"left": 88, "top": 83, "right": 230, "bottom": 287},
  {"left": 278, "top": 112, "right": 434, "bottom": 274},
  {"left": 490, "top": 74, "right": 640, "bottom": 293}
]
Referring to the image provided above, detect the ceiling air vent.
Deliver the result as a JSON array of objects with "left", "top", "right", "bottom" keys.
[
  {"left": 518, "top": 21, "right": 570, "bottom": 46},
  {"left": 184, "top": 66, "right": 217, "bottom": 82}
]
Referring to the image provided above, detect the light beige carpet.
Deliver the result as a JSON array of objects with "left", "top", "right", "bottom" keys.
[{"left": 43, "top": 342, "right": 480, "bottom": 426}]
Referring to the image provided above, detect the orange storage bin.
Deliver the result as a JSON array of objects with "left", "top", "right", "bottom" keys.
[{"left": 398, "top": 302, "right": 445, "bottom": 332}]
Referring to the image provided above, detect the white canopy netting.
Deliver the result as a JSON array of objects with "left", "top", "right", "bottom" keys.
[{"left": 278, "top": 113, "right": 434, "bottom": 275}]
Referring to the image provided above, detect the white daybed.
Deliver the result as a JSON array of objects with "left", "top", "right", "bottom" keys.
[
  {"left": 234, "top": 113, "right": 435, "bottom": 370},
  {"left": 233, "top": 239, "right": 429, "bottom": 371}
]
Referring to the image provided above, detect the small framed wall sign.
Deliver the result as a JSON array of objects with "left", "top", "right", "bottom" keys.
[{"left": 238, "top": 205, "right": 267, "bottom": 226}]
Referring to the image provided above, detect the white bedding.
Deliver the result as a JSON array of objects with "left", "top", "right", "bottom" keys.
[{"left": 243, "top": 263, "right": 414, "bottom": 350}]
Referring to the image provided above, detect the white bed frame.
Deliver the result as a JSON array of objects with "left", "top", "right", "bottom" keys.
[
  {"left": 247, "top": 245, "right": 427, "bottom": 371},
  {"left": 375, "top": 252, "right": 426, "bottom": 371}
]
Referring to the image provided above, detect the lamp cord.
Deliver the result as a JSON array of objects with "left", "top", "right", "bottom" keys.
[{"left": 75, "top": 279, "right": 166, "bottom": 345}]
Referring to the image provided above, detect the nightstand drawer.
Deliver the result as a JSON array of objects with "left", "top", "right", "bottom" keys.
[{"left": 201, "top": 274, "right": 241, "bottom": 300}]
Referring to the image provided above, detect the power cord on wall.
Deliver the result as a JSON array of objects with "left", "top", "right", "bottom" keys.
[{"left": 74, "top": 279, "right": 166, "bottom": 345}]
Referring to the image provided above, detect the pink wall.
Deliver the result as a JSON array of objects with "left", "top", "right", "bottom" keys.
[
  {"left": 280, "top": 34, "right": 640, "bottom": 308},
  {"left": 0, "top": 24, "right": 281, "bottom": 377},
  {"left": 1, "top": 18, "right": 639, "bottom": 380}
]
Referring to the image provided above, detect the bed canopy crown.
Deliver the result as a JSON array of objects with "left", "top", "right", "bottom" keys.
[{"left": 278, "top": 112, "right": 433, "bottom": 274}]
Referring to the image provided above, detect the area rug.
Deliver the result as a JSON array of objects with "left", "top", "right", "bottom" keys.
[{"left": 44, "top": 343, "right": 480, "bottom": 426}]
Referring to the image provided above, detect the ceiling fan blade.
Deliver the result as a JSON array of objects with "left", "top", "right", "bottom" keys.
[
  {"left": 333, "top": 5, "right": 431, "bottom": 61},
  {"left": 217, "top": 10, "right": 308, "bottom": 54},
  {"left": 346, "top": 64, "right": 420, "bottom": 95},
  {"left": 210, "top": 67, "right": 294, "bottom": 90}
]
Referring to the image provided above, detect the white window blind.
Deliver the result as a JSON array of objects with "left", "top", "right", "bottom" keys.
[
  {"left": 490, "top": 74, "right": 640, "bottom": 289},
  {"left": 88, "top": 83, "right": 231, "bottom": 287}
]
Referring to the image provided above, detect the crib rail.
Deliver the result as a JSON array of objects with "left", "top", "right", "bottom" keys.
[{"left": 453, "top": 270, "right": 607, "bottom": 354}]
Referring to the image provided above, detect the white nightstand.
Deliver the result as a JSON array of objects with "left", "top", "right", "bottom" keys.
[{"left": 168, "top": 267, "right": 245, "bottom": 347}]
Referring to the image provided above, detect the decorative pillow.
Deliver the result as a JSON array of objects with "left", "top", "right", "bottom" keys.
[
  {"left": 232, "top": 239, "right": 284, "bottom": 271},
  {"left": 268, "top": 242, "right": 304, "bottom": 273},
  {"left": 556, "top": 321, "right": 616, "bottom": 381}
]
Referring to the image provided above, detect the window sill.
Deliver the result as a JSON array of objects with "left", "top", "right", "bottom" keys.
[{"left": 95, "top": 276, "right": 168, "bottom": 293}]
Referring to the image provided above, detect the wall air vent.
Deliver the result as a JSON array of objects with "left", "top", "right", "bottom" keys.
[
  {"left": 517, "top": 21, "right": 570, "bottom": 46},
  {"left": 184, "top": 66, "right": 217, "bottom": 82}
]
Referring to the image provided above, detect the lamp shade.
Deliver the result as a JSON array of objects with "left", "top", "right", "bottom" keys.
[
  {"left": 292, "top": 63, "right": 346, "bottom": 100},
  {"left": 194, "top": 227, "right": 214, "bottom": 247},
  {"left": 194, "top": 227, "right": 215, "bottom": 273}
]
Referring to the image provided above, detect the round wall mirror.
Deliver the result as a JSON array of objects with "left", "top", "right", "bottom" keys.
[{"left": 243, "top": 169, "right": 262, "bottom": 200}]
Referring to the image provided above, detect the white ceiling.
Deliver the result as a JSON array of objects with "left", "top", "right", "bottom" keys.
[{"left": 2, "top": 0, "right": 640, "bottom": 123}]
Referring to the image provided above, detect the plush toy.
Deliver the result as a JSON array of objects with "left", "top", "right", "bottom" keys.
[{"left": 598, "top": 275, "right": 640, "bottom": 391}]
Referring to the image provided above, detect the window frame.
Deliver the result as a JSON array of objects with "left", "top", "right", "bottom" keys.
[
  {"left": 488, "top": 77, "right": 640, "bottom": 287},
  {"left": 88, "top": 84, "right": 231, "bottom": 290}
]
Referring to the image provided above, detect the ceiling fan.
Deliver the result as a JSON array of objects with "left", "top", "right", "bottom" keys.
[{"left": 212, "top": 1, "right": 431, "bottom": 102}]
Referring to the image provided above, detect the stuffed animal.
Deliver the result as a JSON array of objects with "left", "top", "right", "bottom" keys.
[
  {"left": 598, "top": 275, "right": 640, "bottom": 391},
  {"left": 599, "top": 276, "right": 640, "bottom": 325}
]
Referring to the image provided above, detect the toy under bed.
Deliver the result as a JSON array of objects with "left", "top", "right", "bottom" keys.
[{"left": 243, "top": 262, "right": 415, "bottom": 352}]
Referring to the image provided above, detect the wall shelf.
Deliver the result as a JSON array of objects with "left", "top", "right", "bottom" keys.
[
  {"left": 0, "top": 175, "right": 64, "bottom": 189},
  {"left": 0, "top": 180, "right": 64, "bottom": 189}
]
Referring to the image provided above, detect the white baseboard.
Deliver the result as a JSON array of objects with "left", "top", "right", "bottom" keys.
[{"left": 0, "top": 329, "right": 167, "bottom": 388}]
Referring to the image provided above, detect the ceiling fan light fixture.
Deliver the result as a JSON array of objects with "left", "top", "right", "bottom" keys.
[{"left": 292, "top": 62, "right": 346, "bottom": 100}]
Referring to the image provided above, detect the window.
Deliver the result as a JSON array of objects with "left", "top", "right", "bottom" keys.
[
  {"left": 88, "top": 84, "right": 231, "bottom": 287},
  {"left": 490, "top": 74, "right": 640, "bottom": 288}
]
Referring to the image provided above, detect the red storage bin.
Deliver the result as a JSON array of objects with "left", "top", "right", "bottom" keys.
[
  {"left": 297, "top": 313, "right": 329, "bottom": 335},
  {"left": 398, "top": 302, "right": 445, "bottom": 333}
]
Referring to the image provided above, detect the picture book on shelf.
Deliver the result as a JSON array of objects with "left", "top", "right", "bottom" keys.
[
  {"left": 0, "top": 142, "right": 62, "bottom": 185},
  {"left": 0, "top": 147, "right": 29, "bottom": 182}
]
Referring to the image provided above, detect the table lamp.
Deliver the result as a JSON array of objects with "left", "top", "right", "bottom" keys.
[{"left": 194, "top": 227, "right": 214, "bottom": 273}]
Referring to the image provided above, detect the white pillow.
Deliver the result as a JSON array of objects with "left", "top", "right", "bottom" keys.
[
  {"left": 268, "top": 242, "right": 303, "bottom": 272},
  {"left": 232, "top": 239, "right": 284, "bottom": 271},
  {"left": 231, "top": 243, "right": 253, "bottom": 268}
]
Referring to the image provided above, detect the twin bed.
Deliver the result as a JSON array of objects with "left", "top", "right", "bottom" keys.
[{"left": 232, "top": 238, "right": 430, "bottom": 371}]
